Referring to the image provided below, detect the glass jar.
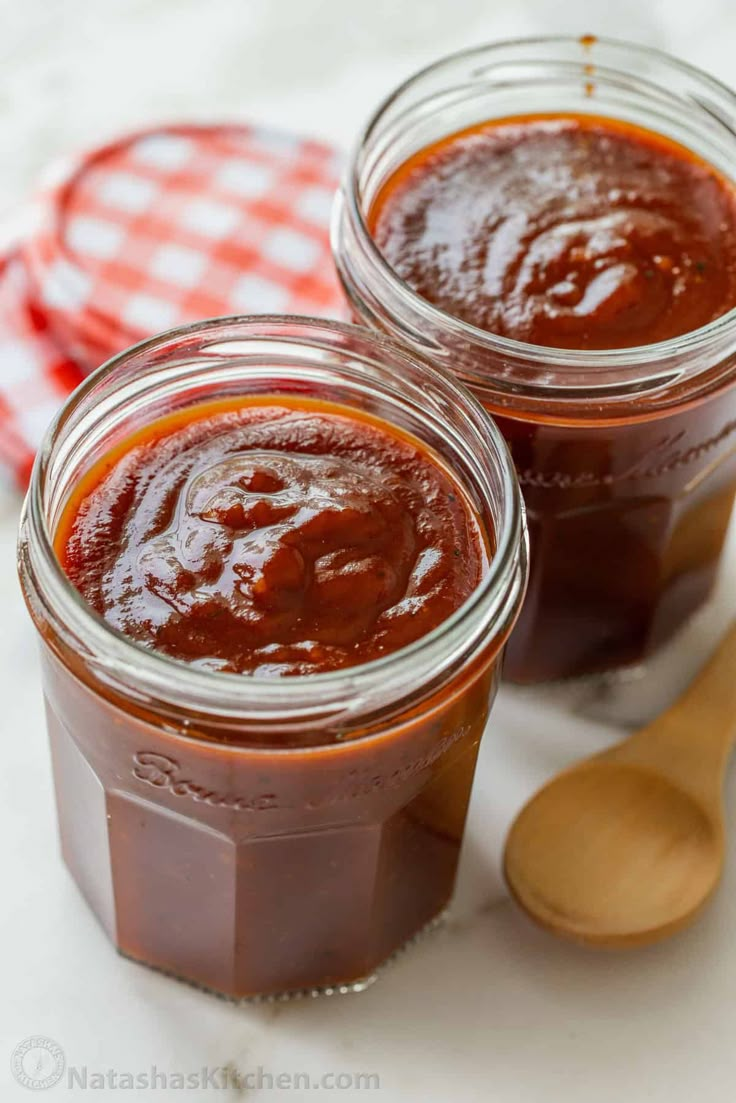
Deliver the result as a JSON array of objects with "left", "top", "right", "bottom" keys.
[
  {"left": 17, "top": 316, "right": 527, "bottom": 999},
  {"left": 332, "top": 36, "right": 736, "bottom": 683}
]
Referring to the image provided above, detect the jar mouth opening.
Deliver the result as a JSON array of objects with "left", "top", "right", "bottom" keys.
[
  {"left": 342, "top": 33, "right": 736, "bottom": 383},
  {"left": 22, "top": 314, "right": 527, "bottom": 727}
]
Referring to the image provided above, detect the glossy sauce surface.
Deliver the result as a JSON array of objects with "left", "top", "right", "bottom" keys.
[
  {"left": 370, "top": 114, "right": 736, "bottom": 349},
  {"left": 57, "top": 398, "right": 486, "bottom": 676}
]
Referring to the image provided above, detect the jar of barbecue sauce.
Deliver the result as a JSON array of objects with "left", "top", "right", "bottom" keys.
[
  {"left": 333, "top": 37, "right": 736, "bottom": 683},
  {"left": 17, "top": 317, "right": 527, "bottom": 999}
]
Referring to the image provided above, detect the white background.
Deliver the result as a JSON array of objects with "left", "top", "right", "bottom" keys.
[{"left": 2, "top": 1, "right": 736, "bottom": 1100}]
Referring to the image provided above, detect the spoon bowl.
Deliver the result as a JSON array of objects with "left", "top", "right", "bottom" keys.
[
  {"left": 504, "top": 622, "right": 736, "bottom": 947},
  {"left": 505, "top": 762, "right": 721, "bottom": 946}
]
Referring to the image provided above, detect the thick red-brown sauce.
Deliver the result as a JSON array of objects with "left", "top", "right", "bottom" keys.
[
  {"left": 56, "top": 398, "right": 487, "bottom": 676},
  {"left": 367, "top": 113, "right": 736, "bottom": 681},
  {"left": 370, "top": 114, "right": 736, "bottom": 349}
]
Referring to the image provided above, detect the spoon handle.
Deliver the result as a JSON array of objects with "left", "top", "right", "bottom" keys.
[{"left": 615, "top": 621, "right": 736, "bottom": 800}]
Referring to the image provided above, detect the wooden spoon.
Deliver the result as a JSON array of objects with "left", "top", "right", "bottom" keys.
[{"left": 504, "top": 622, "right": 736, "bottom": 947}]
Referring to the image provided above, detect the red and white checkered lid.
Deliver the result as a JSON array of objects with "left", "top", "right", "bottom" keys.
[{"left": 0, "top": 122, "right": 344, "bottom": 486}]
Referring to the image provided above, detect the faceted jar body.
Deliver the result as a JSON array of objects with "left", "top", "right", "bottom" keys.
[
  {"left": 333, "top": 36, "right": 736, "bottom": 682},
  {"left": 40, "top": 644, "right": 496, "bottom": 997},
  {"left": 496, "top": 393, "right": 736, "bottom": 681},
  {"left": 18, "top": 317, "right": 527, "bottom": 998}
]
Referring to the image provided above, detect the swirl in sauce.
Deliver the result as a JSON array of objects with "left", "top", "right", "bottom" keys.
[
  {"left": 370, "top": 114, "right": 736, "bottom": 349},
  {"left": 57, "top": 400, "right": 487, "bottom": 675}
]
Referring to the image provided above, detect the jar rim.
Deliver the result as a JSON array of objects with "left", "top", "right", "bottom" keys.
[
  {"left": 338, "top": 34, "right": 736, "bottom": 390},
  {"left": 19, "top": 314, "right": 527, "bottom": 735}
]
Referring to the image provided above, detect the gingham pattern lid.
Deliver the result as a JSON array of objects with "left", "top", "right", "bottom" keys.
[
  {"left": 0, "top": 122, "right": 344, "bottom": 485},
  {"left": 0, "top": 254, "right": 84, "bottom": 485}
]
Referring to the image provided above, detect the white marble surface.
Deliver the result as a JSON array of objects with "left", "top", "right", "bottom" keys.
[{"left": 2, "top": 1, "right": 736, "bottom": 1100}]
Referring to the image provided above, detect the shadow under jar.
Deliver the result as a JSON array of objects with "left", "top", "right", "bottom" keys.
[
  {"left": 332, "top": 36, "right": 736, "bottom": 683},
  {"left": 17, "top": 317, "right": 527, "bottom": 999}
]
